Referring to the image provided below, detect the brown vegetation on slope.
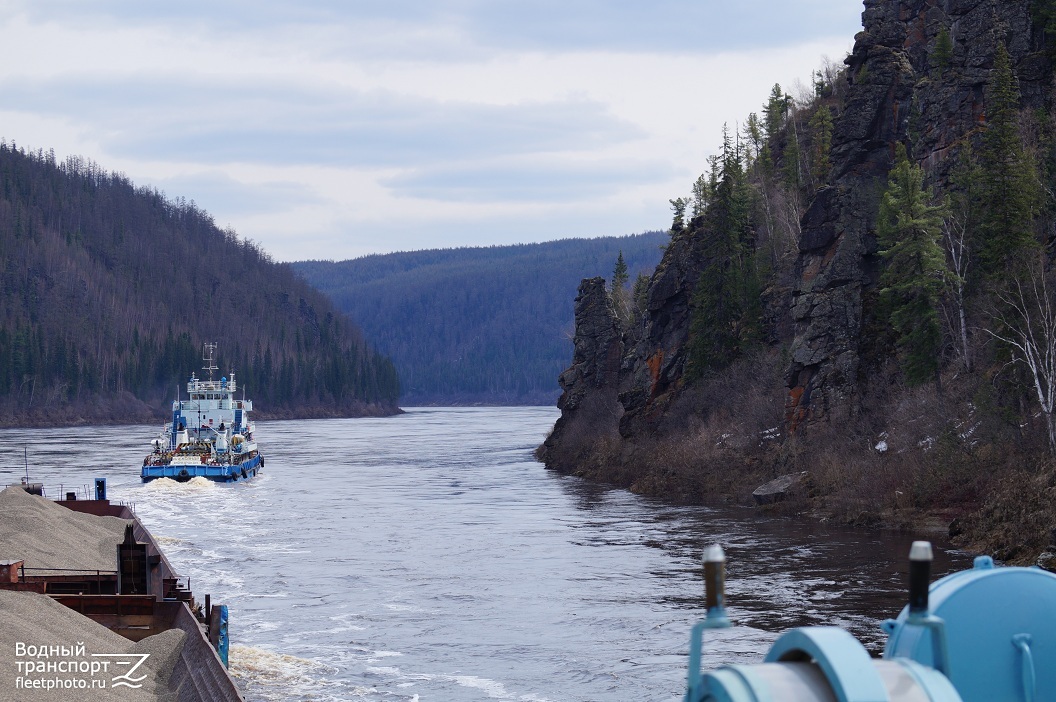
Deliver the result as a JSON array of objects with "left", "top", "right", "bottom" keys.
[{"left": 540, "top": 345, "right": 1056, "bottom": 565}]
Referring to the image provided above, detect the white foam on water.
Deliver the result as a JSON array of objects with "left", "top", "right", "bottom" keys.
[
  {"left": 154, "top": 535, "right": 186, "bottom": 545},
  {"left": 448, "top": 675, "right": 512, "bottom": 699},
  {"left": 370, "top": 667, "right": 514, "bottom": 701},
  {"left": 250, "top": 620, "right": 282, "bottom": 632},
  {"left": 230, "top": 644, "right": 382, "bottom": 701},
  {"left": 143, "top": 476, "right": 217, "bottom": 491},
  {"left": 230, "top": 643, "right": 336, "bottom": 677},
  {"left": 382, "top": 603, "right": 420, "bottom": 612}
]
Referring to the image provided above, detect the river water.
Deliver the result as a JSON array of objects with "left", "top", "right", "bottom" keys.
[{"left": 0, "top": 407, "right": 972, "bottom": 701}]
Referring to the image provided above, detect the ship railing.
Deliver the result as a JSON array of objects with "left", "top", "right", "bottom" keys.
[
  {"left": 42, "top": 483, "right": 101, "bottom": 501},
  {"left": 29, "top": 484, "right": 137, "bottom": 513},
  {"left": 187, "top": 380, "right": 237, "bottom": 393},
  {"left": 18, "top": 565, "right": 118, "bottom": 581}
]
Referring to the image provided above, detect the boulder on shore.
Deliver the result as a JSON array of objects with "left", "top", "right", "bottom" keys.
[{"left": 752, "top": 472, "right": 810, "bottom": 506}]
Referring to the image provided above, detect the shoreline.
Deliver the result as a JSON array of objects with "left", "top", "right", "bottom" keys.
[
  {"left": 536, "top": 434, "right": 1056, "bottom": 569},
  {"left": 0, "top": 403, "right": 404, "bottom": 430}
]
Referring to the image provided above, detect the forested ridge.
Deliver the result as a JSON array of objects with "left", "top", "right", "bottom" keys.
[
  {"left": 0, "top": 141, "right": 400, "bottom": 425},
  {"left": 293, "top": 233, "right": 665, "bottom": 404}
]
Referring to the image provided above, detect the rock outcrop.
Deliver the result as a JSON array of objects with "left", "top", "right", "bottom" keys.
[
  {"left": 537, "top": 277, "right": 623, "bottom": 467},
  {"left": 542, "top": 0, "right": 1053, "bottom": 477},
  {"left": 787, "top": 0, "right": 1048, "bottom": 426}
]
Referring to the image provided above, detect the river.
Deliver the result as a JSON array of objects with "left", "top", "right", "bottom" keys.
[{"left": 0, "top": 407, "right": 972, "bottom": 701}]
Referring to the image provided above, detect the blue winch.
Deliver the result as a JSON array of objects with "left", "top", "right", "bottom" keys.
[{"left": 684, "top": 541, "right": 1056, "bottom": 702}]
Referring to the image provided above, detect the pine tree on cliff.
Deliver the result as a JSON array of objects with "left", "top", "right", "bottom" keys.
[
  {"left": 808, "top": 105, "right": 833, "bottom": 189},
  {"left": 610, "top": 251, "right": 630, "bottom": 323},
  {"left": 763, "top": 84, "right": 786, "bottom": 144},
  {"left": 687, "top": 129, "right": 761, "bottom": 377},
  {"left": 877, "top": 143, "right": 950, "bottom": 386},
  {"left": 931, "top": 27, "right": 953, "bottom": 76},
  {"left": 976, "top": 43, "right": 1039, "bottom": 279},
  {"left": 1032, "top": 0, "right": 1056, "bottom": 60},
  {"left": 669, "top": 197, "right": 687, "bottom": 232},
  {"left": 632, "top": 272, "right": 650, "bottom": 321},
  {"left": 691, "top": 173, "right": 710, "bottom": 218}
]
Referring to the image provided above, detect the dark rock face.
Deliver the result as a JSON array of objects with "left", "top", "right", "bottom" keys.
[
  {"left": 618, "top": 224, "right": 710, "bottom": 437},
  {"left": 537, "top": 277, "right": 623, "bottom": 467},
  {"left": 543, "top": 0, "right": 1051, "bottom": 471},
  {"left": 540, "top": 224, "right": 712, "bottom": 468},
  {"left": 786, "top": 0, "right": 1047, "bottom": 427}
]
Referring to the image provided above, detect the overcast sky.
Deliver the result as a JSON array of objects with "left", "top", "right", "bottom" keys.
[{"left": 0, "top": 1, "right": 861, "bottom": 261}]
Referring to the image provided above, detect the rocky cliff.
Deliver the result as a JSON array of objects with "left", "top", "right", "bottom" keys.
[
  {"left": 787, "top": 0, "right": 1049, "bottom": 427},
  {"left": 539, "top": 0, "right": 1056, "bottom": 521},
  {"left": 537, "top": 223, "right": 714, "bottom": 470}
]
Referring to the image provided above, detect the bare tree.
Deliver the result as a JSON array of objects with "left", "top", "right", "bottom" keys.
[
  {"left": 983, "top": 265, "right": 1056, "bottom": 453},
  {"left": 942, "top": 213, "right": 971, "bottom": 371}
]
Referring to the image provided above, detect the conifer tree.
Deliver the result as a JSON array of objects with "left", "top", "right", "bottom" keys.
[
  {"left": 743, "top": 113, "right": 763, "bottom": 168},
  {"left": 976, "top": 42, "right": 1039, "bottom": 278},
  {"left": 632, "top": 272, "right": 650, "bottom": 322},
  {"left": 669, "top": 197, "right": 688, "bottom": 232},
  {"left": 877, "top": 143, "right": 950, "bottom": 385},
  {"left": 610, "top": 251, "right": 630, "bottom": 323},
  {"left": 932, "top": 28, "right": 953, "bottom": 75},
  {"left": 809, "top": 105, "right": 833, "bottom": 188},
  {"left": 813, "top": 70, "right": 826, "bottom": 97},
  {"left": 691, "top": 174, "right": 709, "bottom": 218},
  {"left": 687, "top": 142, "right": 761, "bottom": 377},
  {"left": 1032, "top": 0, "right": 1056, "bottom": 60},
  {"left": 764, "top": 84, "right": 786, "bottom": 144},
  {"left": 612, "top": 251, "right": 628, "bottom": 291}
]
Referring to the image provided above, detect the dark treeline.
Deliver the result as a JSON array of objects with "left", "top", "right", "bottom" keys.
[
  {"left": 293, "top": 234, "right": 666, "bottom": 404},
  {"left": 0, "top": 142, "right": 399, "bottom": 425}
]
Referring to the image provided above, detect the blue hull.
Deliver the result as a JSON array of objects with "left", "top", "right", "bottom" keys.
[{"left": 141, "top": 454, "right": 264, "bottom": 483}]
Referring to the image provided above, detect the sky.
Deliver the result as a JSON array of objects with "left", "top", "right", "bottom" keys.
[{"left": 0, "top": 1, "right": 861, "bottom": 262}]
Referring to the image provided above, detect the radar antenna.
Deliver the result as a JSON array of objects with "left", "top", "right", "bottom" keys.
[{"left": 202, "top": 342, "right": 219, "bottom": 381}]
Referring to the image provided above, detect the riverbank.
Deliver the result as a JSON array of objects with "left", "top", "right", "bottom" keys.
[
  {"left": 0, "top": 399, "right": 403, "bottom": 429},
  {"left": 537, "top": 350, "right": 1056, "bottom": 568},
  {"left": 539, "top": 441, "right": 1056, "bottom": 567}
]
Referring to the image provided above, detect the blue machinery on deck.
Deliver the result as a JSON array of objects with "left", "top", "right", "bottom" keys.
[{"left": 684, "top": 542, "right": 1056, "bottom": 702}]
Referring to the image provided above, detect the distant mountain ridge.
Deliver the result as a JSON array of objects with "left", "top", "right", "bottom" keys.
[
  {"left": 292, "top": 233, "right": 666, "bottom": 405},
  {"left": 0, "top": 143, "right": 400, "bottom": 425}
]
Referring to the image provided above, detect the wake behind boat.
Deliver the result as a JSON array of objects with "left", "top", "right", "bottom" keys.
[{"left": 142, "top": 343, "right": 264, "bottom": 483}]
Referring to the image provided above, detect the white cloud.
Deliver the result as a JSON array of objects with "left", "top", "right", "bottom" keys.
[{"left": 0, "top": 1, "right": 860, "bottom": 261}]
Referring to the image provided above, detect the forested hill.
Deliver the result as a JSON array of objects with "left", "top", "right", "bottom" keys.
[
  {"left": 0, "top": 143, "right": 400, "bottom": 426},
  {"left": 292, "top": 233, "right": 666, "bottom": 405}
]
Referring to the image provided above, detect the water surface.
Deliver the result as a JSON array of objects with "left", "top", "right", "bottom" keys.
[{"left": 0, "top": 407, "right": 971, "bottom": 701}]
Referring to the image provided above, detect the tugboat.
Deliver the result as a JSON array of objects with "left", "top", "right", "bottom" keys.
[{"left": 141, "top": 343, "right": 264, "bottom": 483}]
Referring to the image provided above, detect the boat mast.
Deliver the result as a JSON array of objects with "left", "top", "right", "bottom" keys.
[{"left": 202, "top": 342, "right": 219, "bottom": 382}]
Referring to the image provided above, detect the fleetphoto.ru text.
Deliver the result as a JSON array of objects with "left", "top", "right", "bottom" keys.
[{"left": 14, "top": 642, "right": 150, "bottom": 692}]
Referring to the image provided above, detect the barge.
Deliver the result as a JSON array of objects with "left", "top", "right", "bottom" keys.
[{"left": 0, "top": 482, "right": 244, "bottom": 701}]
